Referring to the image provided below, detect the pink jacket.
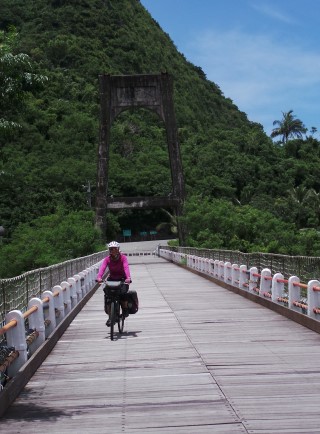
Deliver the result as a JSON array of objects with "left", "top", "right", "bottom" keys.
[{"left": 97, "top": 253, "right": 131, "bottom": 281}]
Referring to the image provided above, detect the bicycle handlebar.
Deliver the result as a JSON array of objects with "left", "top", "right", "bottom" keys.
[{"left": 96, "top": 278, "right": 132, "bottom": 284}]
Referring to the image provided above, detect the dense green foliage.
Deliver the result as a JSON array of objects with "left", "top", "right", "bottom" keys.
[
  {"left": 0, "top": 209, "right": 101, "bottom": 276},
  {"left": 0, "top": 26, "right": 48, "bottom": 134},
  {"left": 1, "top": 0, "right": 320, "bottom": 277},
  {"left": 181, "top": 196, "right": 320, "bottom": 256}
]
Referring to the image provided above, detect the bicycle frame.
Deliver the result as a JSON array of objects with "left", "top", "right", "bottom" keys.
[{"left": 103, "top": 280, "right": 126, "bottom": 340}]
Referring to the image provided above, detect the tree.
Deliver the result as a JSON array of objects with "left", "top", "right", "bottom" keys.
[
  {"left": 310, "top": 127, "right": 317, "bottom": 137},
  {"left": 271, "top": 110, "right": 307, "bottom": 144},
  {"left": 0, "top": 26, "right": 47, "bottom": 136},
  {"left": 0, "top": 209, "right": 102, "bottom": 278},
  {"left": 287, "top": 186, "right": 314, "bottom": 229},
  {"left": 305, "top": 189, "right": 320, "bottom": 227}
]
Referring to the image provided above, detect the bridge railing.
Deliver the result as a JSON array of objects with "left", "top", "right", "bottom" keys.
[
  {"left": 0, "top": 248, "right": 158, "bottom": 398},
  {"left": 159, "top": 246, "right": 320, "bottom": 283},
  {"left": 0, "top": 251, "right": 108, "bottom": 327},
  {"left": 0, "top": 262, "right": 100, "bottom": 392},
  {"left": 158, "top": 247, "right": 320, "bottom": 323}
]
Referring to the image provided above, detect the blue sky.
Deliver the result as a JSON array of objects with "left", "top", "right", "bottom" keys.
[{"left": 140, "top": 0, "right": 320, "bottom": 136}]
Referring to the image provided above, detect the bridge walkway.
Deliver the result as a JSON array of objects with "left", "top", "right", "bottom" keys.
[{"left": 1, "top": 255, "right": 320, "bottom": 433}]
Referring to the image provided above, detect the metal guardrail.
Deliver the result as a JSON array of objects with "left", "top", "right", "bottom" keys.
[
  {"left": 159, "top": 248, "right": 320, "bottom": 330},
  {"left": 160, "top": 246, "right": 320, "bottom": 283},
  {"left": 3, "top": 245, "right": 320, "bottom": 328},
  {"left": 0, "top": 263, "right": 100, "bottom": 416},
  {"left": 0, "top": 251, "right": 108, "bottom": 327},
  {"left": 0, "top": 249, "right": 159, "bottom": 328}
]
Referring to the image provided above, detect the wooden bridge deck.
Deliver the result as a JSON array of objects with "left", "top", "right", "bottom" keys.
[{"left": 2, "top": 255, "right": 320, "bottom": 433}]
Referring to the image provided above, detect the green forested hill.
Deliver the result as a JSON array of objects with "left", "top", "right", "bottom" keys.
[{"left": 1, "top": 0, "right": 320, "bottom": 277}]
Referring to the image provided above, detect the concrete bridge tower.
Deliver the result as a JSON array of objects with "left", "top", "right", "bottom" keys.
[{"left": 95, "top": 73, "right": 185, "bottom": 245}]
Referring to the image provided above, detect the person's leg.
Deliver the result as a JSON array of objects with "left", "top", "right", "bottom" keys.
[
  {"left": 120, "top": 284, "right": 129, "bottom": 317},
  {"left": 104, "top": 295, "right": 111, "bottom": 326}
]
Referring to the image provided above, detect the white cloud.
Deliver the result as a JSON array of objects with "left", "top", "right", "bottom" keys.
[
  {"left": 250, "top": 2, "right": 296, "bottom": 24},
  {"left": 188, "top": 28, "right": 320, "bottom": 133}
]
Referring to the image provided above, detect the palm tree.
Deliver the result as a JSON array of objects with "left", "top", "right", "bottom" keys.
[
  {"left": 310, "top": 127, "right": 318, "bottom": 136},
  {"left": 271, "top": 110, "right": 307, "bottom": 144}
]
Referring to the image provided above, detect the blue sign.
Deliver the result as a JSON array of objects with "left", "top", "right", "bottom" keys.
[{"left": 123, "top": 229, "right": 131, "bottom": 237}]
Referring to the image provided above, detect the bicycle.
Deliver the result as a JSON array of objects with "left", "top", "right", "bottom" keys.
[{"left": 102, "top": 280, "right": 128, "bottom": 341}]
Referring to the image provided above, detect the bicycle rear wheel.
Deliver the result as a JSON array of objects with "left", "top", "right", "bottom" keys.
[
  {"left": 110, "top": 301, "right": 115, "bottom": 341},
  {"left": 117, "top": 303, "right": 124, "bottom": 333}
]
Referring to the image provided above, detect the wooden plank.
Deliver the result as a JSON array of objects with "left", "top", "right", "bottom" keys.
[{"left": 2, "top": 256, "right": 320, "bottom": 433}]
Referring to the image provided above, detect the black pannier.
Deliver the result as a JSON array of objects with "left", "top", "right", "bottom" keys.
[{"left": 126, "top": 290, "right": 139, "bottom": 314}]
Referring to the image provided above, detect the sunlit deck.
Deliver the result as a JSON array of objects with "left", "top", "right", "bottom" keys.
[{"left": 2, "top": 255, "right": 320, "bottom": 433}]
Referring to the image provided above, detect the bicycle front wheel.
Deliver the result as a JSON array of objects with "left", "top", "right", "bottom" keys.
[
  {"left": 110, "top": 301, "right": 115, "bottom": 341},
  {"left": 118, "top": 303, "right": 124, "bottom": 333}
]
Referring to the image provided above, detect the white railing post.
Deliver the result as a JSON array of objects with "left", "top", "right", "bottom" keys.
[
  {"left": 218, "top": 261, "right": 224, "bottom": 280},
  {"left": 288, "top": 276, "right": 301, "bottom": 312},
  {"left": 209, "top": 259, "right": 214, "bottom": 276},
  {"left": 78, "top": 272, "right": 86, "bottom": 296},
  {"left": 67, "top": 277, "right": 78, "bottom": 309},
  {"left": 91, "top": 266, "right": 95, "bottom": 284},
  {"left": 307, "top": 279, "right": 320, "bottom": 319},
  {"left": 231, "top": 264, "right": 239, "bottom": 287},
  {"left": 239, "top": 265, "right": 248, "bottom": 290},
  {"left": 42, "top": 290, "right": 56, "bottom": 337},
  {"left": 201, "top": 257, "right": 205, "bottom": 273},
  {"left": 191, "top": 255, "right": 195, "bottom": 269},
  {"left": 61, "top": 281, "right": 71, "bottom": 315},
  {"left": 259, "top": 268, "right": 272, "bottom": 297},
  {"left": 272, "top": 273, "right": 284, "bottom": 302},
  {"left": 224, "top": 262, "right": 232, "bottom": 284},
  {"left": 53, "top": 285, "right": 65, "bottom": 325},
  {"left": 84, "top": 269, "right": 90, "bottom": 292},
  {"left": 187, "top": 254, "right": 192, "bottom": 268},
  {"left": 86, "top": 266, "right": 94, "bottom": 287},
  {"left": 202, "top": 257, "right": 207, "bottom": 273},
  {"left": 27, "top": 297, "right": 45, "bottom": 354},
  {"left": 195, "top": 256, "right": 199, "bottom": 271},
  {"left": 213, "top": 260, "right": 219, "bottom": 278},
  {"left": 249, "top": 267, "right": 259, "bottom": 294},
  {"left": 182, "top": 254, "right": 187, "bottom": 266},
  {"left": 202, "top": 256, "right": 207, "bottom": 272},
  {"left": 191, "top": 255, "right": 196, "bottom": 268},
  {"left": 5, "top": 310, "right": 28, "bottom": 377},
  {"left": 204, "top": 258, "right": 210, "bottom": 275},
  {"left": 200, "top": 257, "right": 206, "bottom": 273},
  {"left": 197, "top": 256, "right": 202, "bottom": 271},
  {"left": 74, "top": 274, "right": 82, "bottom": 301}
]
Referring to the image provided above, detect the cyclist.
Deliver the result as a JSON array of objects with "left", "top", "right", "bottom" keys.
[{"left": 96, "top": 241, "right": 132, "bottom": 326}]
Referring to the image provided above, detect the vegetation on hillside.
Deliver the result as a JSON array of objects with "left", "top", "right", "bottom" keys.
[{"left": 1, "top": 0, "right": 320, "bottom": 277}]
